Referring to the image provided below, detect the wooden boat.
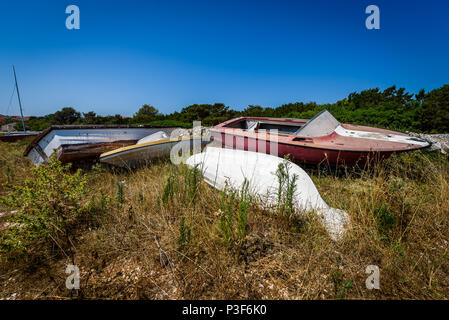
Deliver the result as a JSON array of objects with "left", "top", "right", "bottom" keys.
[
  {"left": 210, "top": 110, "right": 430, "bottom": 166},
  {"left": 186, "top": 147, "right": 349, "bottom": 240},
  {"left": 23, "top": 125, "right": 179, "bottom": 166},
  {"left": 100, "top": 132, "right": 208, "bottom": 168}
]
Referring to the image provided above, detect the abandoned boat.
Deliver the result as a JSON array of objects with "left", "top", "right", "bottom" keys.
[
  {"left": 186, "top": 147, "right": 349, "bottom": 240},
  {"left": 23, "top": 125, "right": 179, "bottom": 166},
  {"left": 100, "top": 130, "right": 208, "bottom": 168},
  {"left": 210, "top": 110, "right": 430, "bottom": 165}
]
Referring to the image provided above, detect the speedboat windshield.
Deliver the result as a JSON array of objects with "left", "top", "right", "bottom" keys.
[{"left": 294, "top": 109, "right": 340, "bottom": 137}]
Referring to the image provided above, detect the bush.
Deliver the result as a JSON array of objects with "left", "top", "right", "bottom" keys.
[{"left": 0, "top": 157, "right": 91, "bottom": 259}]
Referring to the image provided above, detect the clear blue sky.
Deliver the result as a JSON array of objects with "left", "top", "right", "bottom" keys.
[{"left": 0, "top": 0, "right": 448, "bottom": 116}]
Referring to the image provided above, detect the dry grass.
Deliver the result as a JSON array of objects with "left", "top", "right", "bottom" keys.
[{"left": 0, "top": 140, "right": 448, "bottom": 300}]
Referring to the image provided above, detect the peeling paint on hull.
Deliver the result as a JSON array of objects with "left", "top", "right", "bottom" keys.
[{"left": 210, "top": 115, "right": 430, "bottom": 165}]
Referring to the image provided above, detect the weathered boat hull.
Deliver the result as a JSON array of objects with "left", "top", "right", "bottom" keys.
[
  {"left": 186, "top": 147, "right": 349, "bottom": 240},
  {"left": 23, "top": 125, "right": 179, "bottom": 166},
  {"left": 210, "top": 113, "right": 430, "bottom": 166},
  {"left": 100, "top": 137, "right": 208, "bottom": 168},
  {"left": 211, "top": 132, "right": 397, "bottom": 166},
  {"left": 56, "top": 140, "right": 138, "bottom": 164}
]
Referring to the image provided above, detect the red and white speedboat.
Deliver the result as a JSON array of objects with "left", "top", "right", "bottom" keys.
[{"left": 210, "top": 110, "right": 430, "bottom": 166}]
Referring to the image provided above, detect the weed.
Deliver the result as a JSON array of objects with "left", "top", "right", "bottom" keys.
[
  {"left": 218, "top": 179, "right": 252, "bottom": 246},
  {"left": 276, "top": 158, "right": 298, "bottom": 216},
  {"left": 237, "top": 179, "right": 251, "bottom": 244},
  {"left": 117, "top": 181, "right": 124, "bottom": 204},
  {"left": 6, "top": 166, "right": 14, "bottom": 185},
  {"left": 178, "top": 217, "right": 191, "bottom": 252},
  {"left": 138, "top": 192, "right": 144, "bottom": 203},
  {"left": 98, "top": 188, "right": 108, "bottom": 213},
  {"left": 374, "top": 204, "right": 396, "bottom": 241},
  {"left": 162, "top": 170, "right": 176, "bottom": 205},
  {"left": 219, "top": 188, "right": 235, "bottom": 243},
  {"left": 185, "top": 165, "right": 200, "bottom": 206},
  {"left": 331, "top": 265, "right": 353, "bottom": 299}
]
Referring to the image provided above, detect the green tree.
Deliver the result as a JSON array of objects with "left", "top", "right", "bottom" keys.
[
  {"left": 241, "top": 105, "right": 266, "bottom": 117},
  {"left": 418, "top": 85, "right": 449, "bottom": 133},
  {"left": 82, "top": 111, "right": 97, "bottom": 124},
  {"left": 133, "top": 104, "right": 160, "bottom": 123},
  {"left": 53, "top": 107, "right": 81, "bottom": 125},
  {"left": 415, "top": 89, "right": 426, "bottom": 104},
  {"left": 173, "top": 103, "right": 232, "bottom": 125}
]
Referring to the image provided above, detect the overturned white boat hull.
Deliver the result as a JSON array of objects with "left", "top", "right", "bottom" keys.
[{"left": 186, "top": 147, "right": 349, "bottom": 240}]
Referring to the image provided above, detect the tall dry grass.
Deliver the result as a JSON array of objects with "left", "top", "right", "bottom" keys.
[{"left": 0, "top": 140, "right": 448, "bottom": 299}]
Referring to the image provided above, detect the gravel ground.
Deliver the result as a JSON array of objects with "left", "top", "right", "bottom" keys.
[{"left": 408, "top": 132, "right": 449, "bottom": 154}]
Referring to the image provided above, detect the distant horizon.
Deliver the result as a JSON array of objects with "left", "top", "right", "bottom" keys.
[{"left": 1, "top": 0, "right": 448, "bottom": 117}]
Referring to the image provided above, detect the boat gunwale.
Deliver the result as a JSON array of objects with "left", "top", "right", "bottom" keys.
[
  {"left": 100, "top": 136, "right": 204, "bottom": 159},
  {"left": 209, "top": 128, "right": 430, "bottom": 153},
  {"left": 214, "top": 116, "right": 309, "bottom": 128},
  {"left": 23, "top": 125, "right": 180, "bottom": 157}
]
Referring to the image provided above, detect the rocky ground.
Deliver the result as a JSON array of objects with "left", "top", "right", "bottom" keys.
[{"left": 408, "top": 132, "right": 449, "bottom": 154}]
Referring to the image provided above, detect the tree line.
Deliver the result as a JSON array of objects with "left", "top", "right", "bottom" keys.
[{"left": 21, "top": 84, "right": 449, "bottom": 133}]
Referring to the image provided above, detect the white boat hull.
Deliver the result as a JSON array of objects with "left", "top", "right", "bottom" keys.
[
  {"left": 186, "top": 147, "right": 349, "bottom": 240},
  {"left": 100, "top": 137, "right": 208, "bottom": 168}
]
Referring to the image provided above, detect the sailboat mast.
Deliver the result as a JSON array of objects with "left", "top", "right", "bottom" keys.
[{"left": 12, "top": 65, "right": 26, "bottom": 132}]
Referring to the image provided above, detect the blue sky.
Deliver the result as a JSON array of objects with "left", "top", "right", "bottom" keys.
[{"left": 0, "top": 0, "right": 448, "bottom": 116}]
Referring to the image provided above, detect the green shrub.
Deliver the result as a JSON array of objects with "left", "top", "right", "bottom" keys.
[{"left": 0, "top": 157, "right": 91, "bottom": 258}]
